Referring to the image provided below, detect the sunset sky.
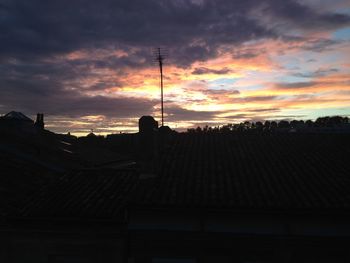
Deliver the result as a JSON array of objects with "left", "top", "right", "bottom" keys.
[{"left": 1, "top": 0, "right": 350, "bottom": 135}]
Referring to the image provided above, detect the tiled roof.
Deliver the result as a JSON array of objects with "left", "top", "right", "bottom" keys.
[
  {"left": 0, "top": 152, "right": 54, "bottom": 217},
  {"left": 20, "top": 169, "right": 139, "bottom": 221},
  {"left": 132, "top": 133, "right": 350, "bottom": 212},
  {"left": 9, "top": 133, "right": 350, "bottom": 221}
]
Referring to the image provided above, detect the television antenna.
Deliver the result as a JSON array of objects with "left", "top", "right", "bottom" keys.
[{"left": 153, "top": 47, "right": 168, "bottom": 127}]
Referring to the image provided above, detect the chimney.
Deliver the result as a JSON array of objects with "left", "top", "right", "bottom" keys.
[
  {"left": 158, "top": 125, "right": 173, "bottom": 150},
  {"left": 137, "top": 116, "right": 158, "bottom": 178},
  {"left": 35, "top": 113, "right": 44, "bottom": 130}
]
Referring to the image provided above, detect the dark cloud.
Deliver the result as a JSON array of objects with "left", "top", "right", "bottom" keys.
[
  {"left": 232, "top": 48, "right": 263, "bottom": 59},
  {"left": 274, "top": 81, "right": 319, "bottom": 89},
  {"left": 0, "top": 72, "right": 156, "bottom": 118},
  {"left": 165, "top": 106, "right": 279, "bottom": 126},
  {"left": 2, "top": 0, "right": 348, "bottom": 62},
  {"left": 204, "top": 89, "right": 240, "bottom": 95},
  {"left": 183, "top": 81, "right": 240, "bottom": 98},
  {"left": 307, "top": 59, "right": 317, "bottom": 63},
  {"left": 0, "top": 0, "right": 274, "bottom": 64},
  {"left": 192, "top": 67, "right": 232, "bottom": 75},
  {"left": 293, "top": 68, "right": 339, "bottom": 78},
  {"left": 1, "top": 0, "right": 348, "bottom": 68},
  {"left": 260, "top": 0, "right": 350, "bottom": 31},
  {"left": 166, "top": 106, "right": 220, "bottom": 122},
  {"left": 237, "top": 95, "right": 278, "bottom": 102},
  {"left": 302, "top": 38, "right": 343, "bottom": 52}
]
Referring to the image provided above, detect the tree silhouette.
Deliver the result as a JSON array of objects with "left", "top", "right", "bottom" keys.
[{"left": 184, "top": 116, "right": 349, "bottom": 134}]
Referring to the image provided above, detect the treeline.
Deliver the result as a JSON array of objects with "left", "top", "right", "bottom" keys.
[{"left": 186, "top": 116, "right": 349, "bottom": 133}]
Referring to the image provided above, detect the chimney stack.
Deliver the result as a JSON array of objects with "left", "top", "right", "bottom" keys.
[
  {"left": 137, "top": 116, "right": 158, "bottom": 178},
  {"left": 35, "top": 113, "right": 44, "bottom": 130}
]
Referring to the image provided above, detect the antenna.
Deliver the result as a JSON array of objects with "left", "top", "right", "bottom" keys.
[{"left": 153, "top": 47, "right": 168, "bottom": 127}]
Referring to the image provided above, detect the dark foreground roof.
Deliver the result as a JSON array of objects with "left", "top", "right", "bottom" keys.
[
  {"left": 0, "top": 152, "right": 55, "bottom": 217},
  {"left": 6, "top": 133, "right": 350, "bottom": 222},
  {"left": 132, "top": 133, "right": 350, "bottom": 213},
  {"left": 20, "top": 169, "right": 138, "bottom": 221}
]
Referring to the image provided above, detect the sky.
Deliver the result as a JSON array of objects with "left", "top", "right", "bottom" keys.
[{"left": 1, "top": 0, "right": 350, "bottom": 136}]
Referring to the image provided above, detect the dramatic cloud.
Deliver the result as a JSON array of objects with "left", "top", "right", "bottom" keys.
[
  {"left": 0, "top": 0, "right": 350, "bottom": 134},
  {"left": 0, "top": 67, "right": 157, "bottom": 118}
]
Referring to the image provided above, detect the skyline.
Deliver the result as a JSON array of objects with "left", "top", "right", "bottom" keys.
[{"left": 1, "top": 0, "right": 350, "bottom": 136}]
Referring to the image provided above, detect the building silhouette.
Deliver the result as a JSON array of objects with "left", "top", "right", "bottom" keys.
[
  {"left": 0, "top": 111, "right": 34, "bottom": 132},
  {"left": 0, "top": 111, "right": 45, "bottom": 133},
  {"left": 0, "top": 115, "right": 350, "bottom": 262}
]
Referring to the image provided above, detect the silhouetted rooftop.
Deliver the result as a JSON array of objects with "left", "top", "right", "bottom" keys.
[
  {"left": 1, "top": 111, "right": 33, "bottom": 122},
  {"left": 132, "top": 133, "right": 350, "bottom": 213},
  {"left": 5, "top": 133, "right": 350, "bottom": 222}
]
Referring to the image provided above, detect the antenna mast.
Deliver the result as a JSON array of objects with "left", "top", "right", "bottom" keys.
[{"left": 154, "top": 47, "right": 167, "bottom": 127}]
